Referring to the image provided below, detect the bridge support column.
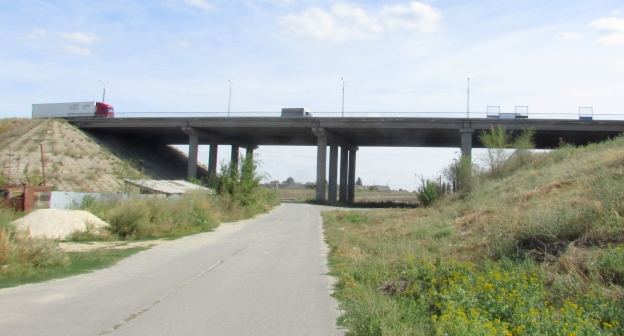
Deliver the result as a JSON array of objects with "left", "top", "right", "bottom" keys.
[
  {"left": 339, "top": 146, "right": 349, "bottom": 203},
  {"left": 231, "top": 145, "right": 240, "bottom": 169},
  {"left": 246, "top": 147, "right": 254, "bottom": 159},
  {"left": 347, "top": 147, "right": 358, "bottom": 204},
  {"left": 187, "top": 134, "right": 199, "bottom": 180},
  {"left": 316, "top": 136, "right": 328, "bottom": 202},
  {"left": 208, "top": 144, "right": 218, "bottom": 177},
  {"left": 328, "top": 144, "right": 338, "bottom": 203},
  {"left": 460, "top": 129, "right": 474, "bottom": 159}
]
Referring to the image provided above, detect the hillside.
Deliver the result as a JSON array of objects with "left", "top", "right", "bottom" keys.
[
  {"left": 0, "top": 118, "right": 205, "bottom": 193},
  {"left": 323, "top": 134, "right": 624, "bottom": 335}
]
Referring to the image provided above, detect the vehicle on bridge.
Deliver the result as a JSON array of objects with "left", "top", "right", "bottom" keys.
[
  {"left": 32, "top": 102, "right": 115, "bottom": 119},
  {"left": 281, "top": 108, "right": 312, "bottom": 118}
]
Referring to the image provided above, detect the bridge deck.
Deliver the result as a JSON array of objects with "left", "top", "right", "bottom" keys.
[{"left": 72, "top": 117, "right": 624, "bottom": 149}]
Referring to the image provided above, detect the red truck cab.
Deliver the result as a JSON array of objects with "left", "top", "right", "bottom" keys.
[{"left": 96, "top": 102, "right": 115, "bottom": 118}]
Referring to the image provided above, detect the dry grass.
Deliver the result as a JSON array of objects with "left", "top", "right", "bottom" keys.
[
  {"left": 278, "top": 188, "right": 417, "bottom": 203},
  {"left": 0, "top": 228, "right": 10, "bottom": 265},
  {"left": 0, "top": 118, "right": 146, "bottom": 193},
  {"left": 324, "top": 136, "right": 624, "bottom": 335}
]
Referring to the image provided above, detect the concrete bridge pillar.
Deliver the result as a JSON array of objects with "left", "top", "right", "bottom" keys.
[
  {"left": 187, "top": 134, "right": 199, "bottom": 180},
  {"left": 208, "top": 144, "right": 218, "bottom": 177},
  {"left": 246, "top": 147, "right": 254, "bottom": 159},
  {"left": 231, "top": 145, "right": 240, "bottom": 169},
  {"left": 339, "top": 146, "right": 349, "bottom": 203},
  {"left": 328, "top": 144, "right": 339, "bottom": 203},
  {"left": 460, "top": 129, "right": 474, "bottom": 159},
  {"left": 316, "top": 136, "right": 328, "bottom": 202},
  {"left": 347, "top": 147, "right": 358, "bottom": 204}
]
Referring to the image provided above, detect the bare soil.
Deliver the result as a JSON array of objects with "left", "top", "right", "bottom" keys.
[{"left": 58, "top": 240, "right": 168, "bottom": 252}]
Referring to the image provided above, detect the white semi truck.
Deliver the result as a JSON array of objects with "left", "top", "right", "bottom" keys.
[
  {"left": 281, "top": 108, "right": 312, "bottom": 118},
  {"left": 32, "top": 102, "right": 115, "bottom": 118}
]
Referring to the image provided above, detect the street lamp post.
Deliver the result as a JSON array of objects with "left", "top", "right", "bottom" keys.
[
  {"left": 467, "top": 78, "right": 470, "bottom": 118},
  {"left": 341, "top": 77, "right": 346, "bottom": 117},
  {"left": 228, "top": 80, "right": 234, "bottom": 117},
  {"left": 99, "top": 79, "right": 109, "bottom": 103}
]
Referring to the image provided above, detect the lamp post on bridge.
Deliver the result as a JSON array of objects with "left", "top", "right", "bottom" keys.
[
  {"left": 467, "top": 78, "right": 470, "bottom": 119},
  {"left": 99, "top": 79, "right": 109, "bottom": 103},
  {"left": 228, "top": 80, "right": 234, "bottom": 117},
  {"left": 341, "top": 77, "right": 346, "bottom": 117}
]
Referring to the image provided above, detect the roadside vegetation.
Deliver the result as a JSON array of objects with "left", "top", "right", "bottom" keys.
[
  {"left": 0, "top": 154, "right": 278, "bottom": 287},
  {"left": 324, "top": 127, "right": 624, "bottom": 335}
]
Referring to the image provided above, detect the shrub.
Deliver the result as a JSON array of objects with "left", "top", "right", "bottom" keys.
[
  {"left": 443, "top": 155, "right": 474, "bottom": 192},
  {"left": 0, "top": 227, "right": 69, "bottom": 269},
  {"left": 596, "top": 244, "right": 624, "bottom": 286},
  {"left": 208, "top": 154, "right": 269, "bottom": 208},
  {"left": 417, "top": 177, "right": 438, "bottom": 207},
  {"left": 107, "top": 200, "right": 149, "bottom": 238},
  {"left": 479, "top": 126, "right": 536, "bottom": 178},
  {"left": 13, "top": 232, "right": 69, "bottom": 268}
]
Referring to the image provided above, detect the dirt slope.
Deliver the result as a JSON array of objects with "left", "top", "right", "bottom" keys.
[{"left": 0, "top": 118, "right": 205, "bottom": 193}]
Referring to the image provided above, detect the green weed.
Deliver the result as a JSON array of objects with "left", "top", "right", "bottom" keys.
[
  {"left": 0, "top": 248, "right": 145, "bottom": 288},
  {"left": 324, "top": 134, "right": 624, "bottom": 335}
]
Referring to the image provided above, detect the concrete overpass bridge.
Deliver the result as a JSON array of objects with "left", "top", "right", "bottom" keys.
[{"left": 71, "top": 117, "right": 624, "bottom": 203}]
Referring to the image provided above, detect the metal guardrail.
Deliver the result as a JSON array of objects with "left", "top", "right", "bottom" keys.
[{"left": 112, "top": 111, "right": 624, "bottom": 121}]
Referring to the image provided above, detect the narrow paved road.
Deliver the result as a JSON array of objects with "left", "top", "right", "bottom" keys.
[{"left": 0, "top": 203, "right": 342, "bottom": 335}]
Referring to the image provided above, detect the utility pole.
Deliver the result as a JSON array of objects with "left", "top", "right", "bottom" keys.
[
  {"left": 99, "top": 79, "right": 109, "bottom": 103},
  {"left": 40, "top": 142, "right": 46, "bottom": 186},
  {"left": 467, "top": 78, "right": 470, "bottom": 118},
  {"left": 341, "top": 77, "right": 346, "bottom": 117},
  {"left": 228, "top": 80, "right": 234, "bottom": 117},
  {"left": 6, "top": 146, "right": 14, "bottom": 183}
]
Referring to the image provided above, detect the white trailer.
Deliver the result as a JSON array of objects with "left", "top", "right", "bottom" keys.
[
  {"left": 32, "top": 102, "right": 115, "bottom": 118},
  {"left": 281, "top": 108, "right": 312, "bottom": 118}
]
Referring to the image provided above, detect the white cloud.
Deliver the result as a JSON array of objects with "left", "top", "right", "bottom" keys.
[
  {"left": 279, "top": 1, "right": 441, "bottom": 43},
  {"left": 260, "top": 0, "right": 293, "bottom": 6},
  {"left": 58, "top": 32, "right": 100, "bottom": 44},
  {"left": 588, "top": 17, "right": 624, "bottom": 45},
  {"left": 379, "top": 2, "right": 441, "bottom": 34},
  {"left": 61, "top": 44, "right": 91, "bottom": 56},
  {"left": 21, "top": 29, "right": 47, "bottom": 39},
  {"left": 562, "top": 32, "right": 583, "bottom": 41},
  {"left": 184, "top": 0, "right": 213, "bottom": 11},
  {"left": 613, "top": 10, "right": 622, "bottom": 16}
]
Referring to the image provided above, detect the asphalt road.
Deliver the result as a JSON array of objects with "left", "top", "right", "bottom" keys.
[{"left": 0, "top": 203, "right": 343, "bottom": 335}]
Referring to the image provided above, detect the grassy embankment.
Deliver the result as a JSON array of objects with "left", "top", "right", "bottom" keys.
[
  {"left": 0, "top": 152, "right": 279, "bottom": 288},
  {"left": 324, "top": 136, "right": 624, "bottom": 335}
]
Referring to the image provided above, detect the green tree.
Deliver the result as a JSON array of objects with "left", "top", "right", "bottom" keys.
[{"left": 208, "top": 154, "right": 268, "bottom": 206}]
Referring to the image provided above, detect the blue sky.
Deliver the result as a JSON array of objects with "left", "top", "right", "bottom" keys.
[{"left": 2, "top": 1, "right": 623, "bottom": 190}]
